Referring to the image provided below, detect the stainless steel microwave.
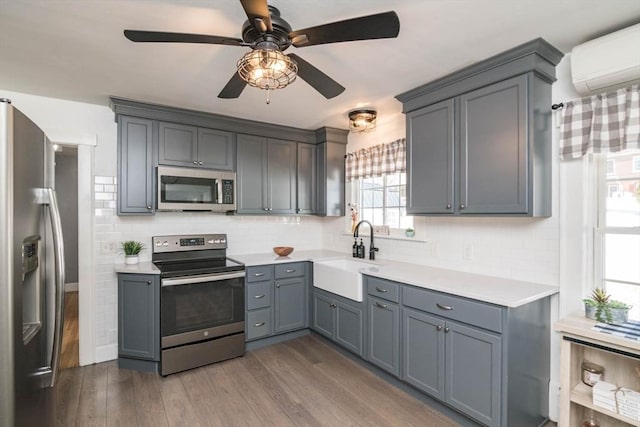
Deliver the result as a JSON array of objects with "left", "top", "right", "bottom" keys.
[{"left": 157, "top": 166, "right": 236, "bottom": 212}]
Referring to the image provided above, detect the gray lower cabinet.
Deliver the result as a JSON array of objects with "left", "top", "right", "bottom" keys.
[
  {"left": 246, "top": 263, "right": 309, "bottom": 341},
  {"left": 402, "top": 307, "right": 501, "bottom": 427},
  {"left": 366, "top": 296, "right": 400, "bottom": 376},
  {"left": 158, "top": 121, "right": 235, "bottom": 170},
  {"left": 117, "top": 273, "right": 160, "bottom": 368},
  {"left": 236, "top": 134, "right": 296, "bottom": 214},
  {"left": 311, "top": 288, "right": 363, "bottom": 356},
  {"left": 117, "top": 116, "right": 154, "bottom": 215}
]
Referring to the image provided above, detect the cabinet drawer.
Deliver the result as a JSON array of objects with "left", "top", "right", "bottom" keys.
[
  {"left": 246, "top": 308, "right": 272, "bottom": 340},
  {"left": 402, "top": 286, "right": 502, "bottom": 333},
  {"left": 366, "top": 276, "right": 400, "bottom": 303},
  {"left": 246, "top": 265, "right": 272, "bottom": 282},
  {"left": 247, "top": 282, "right": 271, "bottom": 310},
  {"left": 274, "top": 262, "right": 305, "bottom": 279}
]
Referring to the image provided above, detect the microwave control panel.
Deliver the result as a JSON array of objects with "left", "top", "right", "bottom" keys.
[{"left": 221, "top": 179, "right": 234, "bottom": 204}]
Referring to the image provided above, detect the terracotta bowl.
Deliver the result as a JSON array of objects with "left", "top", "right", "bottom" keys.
[{"left": 273, "top": 246, "right": 294, "bottom": 257}]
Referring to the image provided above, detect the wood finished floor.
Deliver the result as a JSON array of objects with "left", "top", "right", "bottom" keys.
[
  {"left": 54, "top": 334, "right": 462, "bottom": 427},
  {"left": 60, "top": 291, "right": 79, "bottom": 370}
]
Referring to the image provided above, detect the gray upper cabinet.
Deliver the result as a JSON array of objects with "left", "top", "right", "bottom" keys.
[
  {"left": 459, "top": 76, "right": 527, "bottom": 214},
  {"left": 297, "top": 143, "right": 317, "bottom": 214},
  {"left": 118, "top": 116, "right": 155, "bottom": 215},
  {"left": 407, "top": 99, "right": 455, "bottom": 214},
  {"left": 159, "top": 121, "right": 235, "bottom": 170},
  {"left": 397, "top": 39, "right": 563, "bottom": 217},
  {"left": 117, "top": 274, "right": 159, "bottom": 361},
  {"left": 236, "top": 134, "right": 296, "bottom": 215}
]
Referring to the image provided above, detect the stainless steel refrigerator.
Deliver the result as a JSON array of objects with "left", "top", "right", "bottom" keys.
[{"left": 0, "top": 99, "right": 65, "bottom": 426}]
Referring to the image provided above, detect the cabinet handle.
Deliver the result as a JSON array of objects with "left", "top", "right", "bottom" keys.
[
  {"left": 193, "top": 160, "right": 198, "bottom": 165},
  {"left": 254, "top": 294, "right": 265, "bottom": 299},
  {"left": 146, "top": 205, "right": 152, "bottom": 210},
  {"left": 375, "top": 287, "right": 388, "bottom": 293},
  {"left": 444, "top": 327, "right": 450, "bottom": 333},
  {"left": 460, "top": 203, "right": 465, "bottom": 209},
  {"left": 254, "top": 322, "right": 266, "bottom": 327},
  {"left": 276, "top": 284, "right": 281, "bottom": 288},
  {"left": 330, "top": 303, "right": 337, "bottom": 308},
  {"left": 436, "top": 303, "right": 454, "bottom": 311},
  {"left": 375, "top": 302, "right": 388, "bottom": 309},
  {"left": 446, "top": 204, "right": 451, "bottom": 210},
  {"left": 436, "top": 325, "right": 443, "bottom": 331},
  {"left": 254, "top": 272, "right": 265, "bottom": 277},
  {"left": 285, "top": 269, "right": 296, "bottom": 273},
  {"left": 198, "top": 161, "right": 203, "bottom": 165},
  {"left": 147, "top": 280, "right": 152, "bottom": 285}
]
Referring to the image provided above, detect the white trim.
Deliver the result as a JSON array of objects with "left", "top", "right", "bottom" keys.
[
  {"left": 77, "top": 144, "right": 95, "bottom": 366},
  {"left": 64, "top": 282, "right": 78, "bottom": 292},
  {"left": 94, "top": 344, "right": 117, "bottom": 364},
  {"left": 48, "top": 132, "right": 97, "bottom": 147}
]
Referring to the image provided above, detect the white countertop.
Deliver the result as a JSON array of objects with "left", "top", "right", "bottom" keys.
[
  {"left": 114, "top": 261, "right": 160, "bottom": 275},
  {"left": 232, "top": 250, "right": 558, "bottom": 308}
]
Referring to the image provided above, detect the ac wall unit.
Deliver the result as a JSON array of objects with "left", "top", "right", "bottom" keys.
[{"left": 571, "top": 23, "right": 640, "bottom": 95}]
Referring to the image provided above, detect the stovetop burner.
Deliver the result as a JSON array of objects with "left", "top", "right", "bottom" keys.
[{"left": 151, "top": 233, "right": 244, "bottom": 278}]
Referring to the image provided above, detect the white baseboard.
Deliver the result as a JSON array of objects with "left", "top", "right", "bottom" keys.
[
  {"left": 94, "top": 344, "right": 118, "bottom": 364},
  {"left": 64, "top": 282, "right": 78, "bottom": 292}
]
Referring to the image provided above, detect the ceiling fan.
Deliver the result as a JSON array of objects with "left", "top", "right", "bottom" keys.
[{"left": 123, "top": 0, "right": 400, "bottom": 100}]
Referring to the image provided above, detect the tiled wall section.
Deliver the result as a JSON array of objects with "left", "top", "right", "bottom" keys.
[{"left": 93, "top": 175, "right": 326, "bottom": 360}]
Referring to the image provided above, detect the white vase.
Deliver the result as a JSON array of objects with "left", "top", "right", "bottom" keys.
[{"left": 125, "top": 255, "right": 139, "bottom": 265}]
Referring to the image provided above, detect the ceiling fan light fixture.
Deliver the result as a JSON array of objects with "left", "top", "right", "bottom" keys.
[
  {"left": 349, "top": 109, "right": 377, "bottom": 133},
  {"left": 237, "top": 49, "right": 297, "bottom": 90}
]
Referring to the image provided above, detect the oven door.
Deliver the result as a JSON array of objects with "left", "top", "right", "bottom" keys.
[
  {"left": 157, "top": 166, "right": 236, "bottom": 212},
  {"left": 160, "top": 271, "right": 245, "bottom": 349}
]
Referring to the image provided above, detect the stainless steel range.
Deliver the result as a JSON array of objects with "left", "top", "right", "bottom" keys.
[{"left": 152, "top": 234, "right": 245, "bottom": 376}]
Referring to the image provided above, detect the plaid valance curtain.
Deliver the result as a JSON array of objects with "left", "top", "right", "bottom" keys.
[
  {"left": 559, "top": 85, "right": 640, "bottom": 160},
  {"left": 345, "top": 138, "right": 406, "bottom": 181}
]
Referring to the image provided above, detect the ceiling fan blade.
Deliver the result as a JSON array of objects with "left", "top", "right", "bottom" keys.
[
  {"left": 239, "top": 0, "right": 272, "bottom": 33},
  {"left": 124, "top": 30, "right": 244, "bottom": 46},
  {"left": 218, "top": 72, "right": 247, "bottom": 99},
  {"left": 289, "top": 11, "right": 400, "bottom": 47},
  {"left": 288, "top": 54, "right": 345, "bottom": 99}
]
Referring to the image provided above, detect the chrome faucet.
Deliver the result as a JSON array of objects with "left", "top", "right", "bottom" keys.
[{"left": 353, "top": 220, "right": 379, "bottom": 260}]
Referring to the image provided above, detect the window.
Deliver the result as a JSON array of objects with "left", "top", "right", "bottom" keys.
[
  {"left": 606, "top": 159, "right": 615, "bottom": 174},
  {"left": 633, "top": 156, "right": 640, "bottom": 173},
  {"left": 595, "top": 150, "right": 640, "bottom": 320},
  {"left": 351, "top": 172, "right": 412, "bottom": 230}
]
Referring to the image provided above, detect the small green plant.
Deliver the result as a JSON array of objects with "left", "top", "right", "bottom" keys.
[
  {"left": 583, "top": 287, "right": 631, "bottom": 323},
  {"left": 121, "top": 240, "right": 144, "bottom": 256},
  {"left": 405, "top": 227, "right": 415, "bottom": 233}
]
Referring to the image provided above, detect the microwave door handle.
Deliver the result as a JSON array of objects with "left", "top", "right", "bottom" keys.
[{"left": 217, "top": 179, "right": 223, "bottom": 204}]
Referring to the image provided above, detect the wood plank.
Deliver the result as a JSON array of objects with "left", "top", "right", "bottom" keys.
[
  {"left": 131, "top": 370, "right": 170, "bottom": 427},
  {"left": 76, "top": 363, "right": 108, "bottom": 427},
  {"left": 156, "top": 371, "right": 202, "bottom": 427},
  {"left": 61, "top": 291, "right": 79, "bottom": 369},
  {"left": 54, "top": 365, "right": 84, "bottom": 427},
  {"left": 106, "top": 361, "right": 137, "bottom": 427}
]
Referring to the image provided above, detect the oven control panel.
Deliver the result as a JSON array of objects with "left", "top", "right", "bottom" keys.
[{"left": 152, "top": 234, "right": 228, "bottom": 253}]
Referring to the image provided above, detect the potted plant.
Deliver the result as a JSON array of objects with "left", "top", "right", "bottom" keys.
[
  {"left": 405, "top": 227, "right": 415, "bottom": 238},
  {"left": 583, "top": 288, "right": 632, "bottom": 324},
  {"left": 121, "top": 240, "right": 144, "bottom": 265}
]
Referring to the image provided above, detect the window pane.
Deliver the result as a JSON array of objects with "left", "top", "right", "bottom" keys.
[
  {"left": 604, "top": 234, "right": 640, "bottom": 284},
  {"left": 399, "top": 208, "right": 413, "bottom": 229},
  {"left": 386, "top": 173, "right": 400, "bottom": 186},
  {"left": 386, "top": 186, "right": 401, "bottom": 207},
  {"left": 360, "top": 208, "right": 373, "bottom": 223},
  {"left": 400, "top": 173, "right": 406, "bottom": 185},
  {"left": 605, "top": 177, "right": 640, "bottom": 227},
  {"left": 372, "top": 208, "right": 383, "bottom": 225},
  {"left": 373, "top": 188, "right": 384, "bottom": 208},
  {"left": 361, "top": 189, "right": 373, "bottom": 208},
  {"left": 605, "top": 281, "right": 640, "bottom": 321},
  {"left": 385, "top": 208, "right": 400, "bottom": 228},
  {"left": 371, "top": 175, "right": 384, "bottom": 187}
]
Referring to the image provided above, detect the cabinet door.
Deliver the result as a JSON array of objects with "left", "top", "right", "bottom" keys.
[
  {"left": 335, "top": 300, "right": 363, "bottom": 356},
  {"left": 312, "top": 291, "right": 335, "bottom": 339},
  {"left": 297, "top": 143, "right": 316, "bottom": 214},
  {"left": 274, "top": 277, "right": 306, "bottom": 333},
  {"left": 406, "top": 99, "right": 455, "bottom": 214},
  {"left": 118, "top": 116, "right": 154, "bottom": 215},
  {"left": 158, "top": 122, "right": 198, "bottom": 167},
  {"left": 459, "top": 75, "right": 527, "bottom": 214},
  {"left": 236, "top": 134, "right": 268, "bottom": 214},
  {"left": 366, "top": 297, "right": 400, "bottom": 376},
  {"left": 445, "top": 321, "right": 502, "bottom": 427},
  {"left": 118, "top": 274, "right": 159, "bottom": 360},
  {"left": 197, "top": 128, "right": 235, "bottom": 170},
  {"left": 267, "top": 138, "right": 296, "bottom": 214},
  {"left": 316, "top": 141, "right": 346, "bottom": 217},
  {"left": 402, "top": 308, "right": 445, "bottom": 400}
]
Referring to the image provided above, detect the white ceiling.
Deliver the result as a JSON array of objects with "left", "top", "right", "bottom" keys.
[{"left": 1, "top": 0, "right": 639, "bottom": 130}]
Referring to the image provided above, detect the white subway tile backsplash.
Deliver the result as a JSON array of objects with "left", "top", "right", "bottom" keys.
[
  {"left": 95, "top": 176, "right": 113, "bottom": 185},
  {"left": 95, "top": 192, "right": 114, "bottom": 201}
]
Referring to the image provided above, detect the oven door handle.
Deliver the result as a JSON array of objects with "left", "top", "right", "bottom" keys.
[{"left": 161, "top": 271, "right": 246, "bottom": 287}]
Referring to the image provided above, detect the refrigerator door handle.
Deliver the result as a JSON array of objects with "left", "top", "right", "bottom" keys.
[{"left": 36, "top": 187, "right": 65, "bottom": 387}]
